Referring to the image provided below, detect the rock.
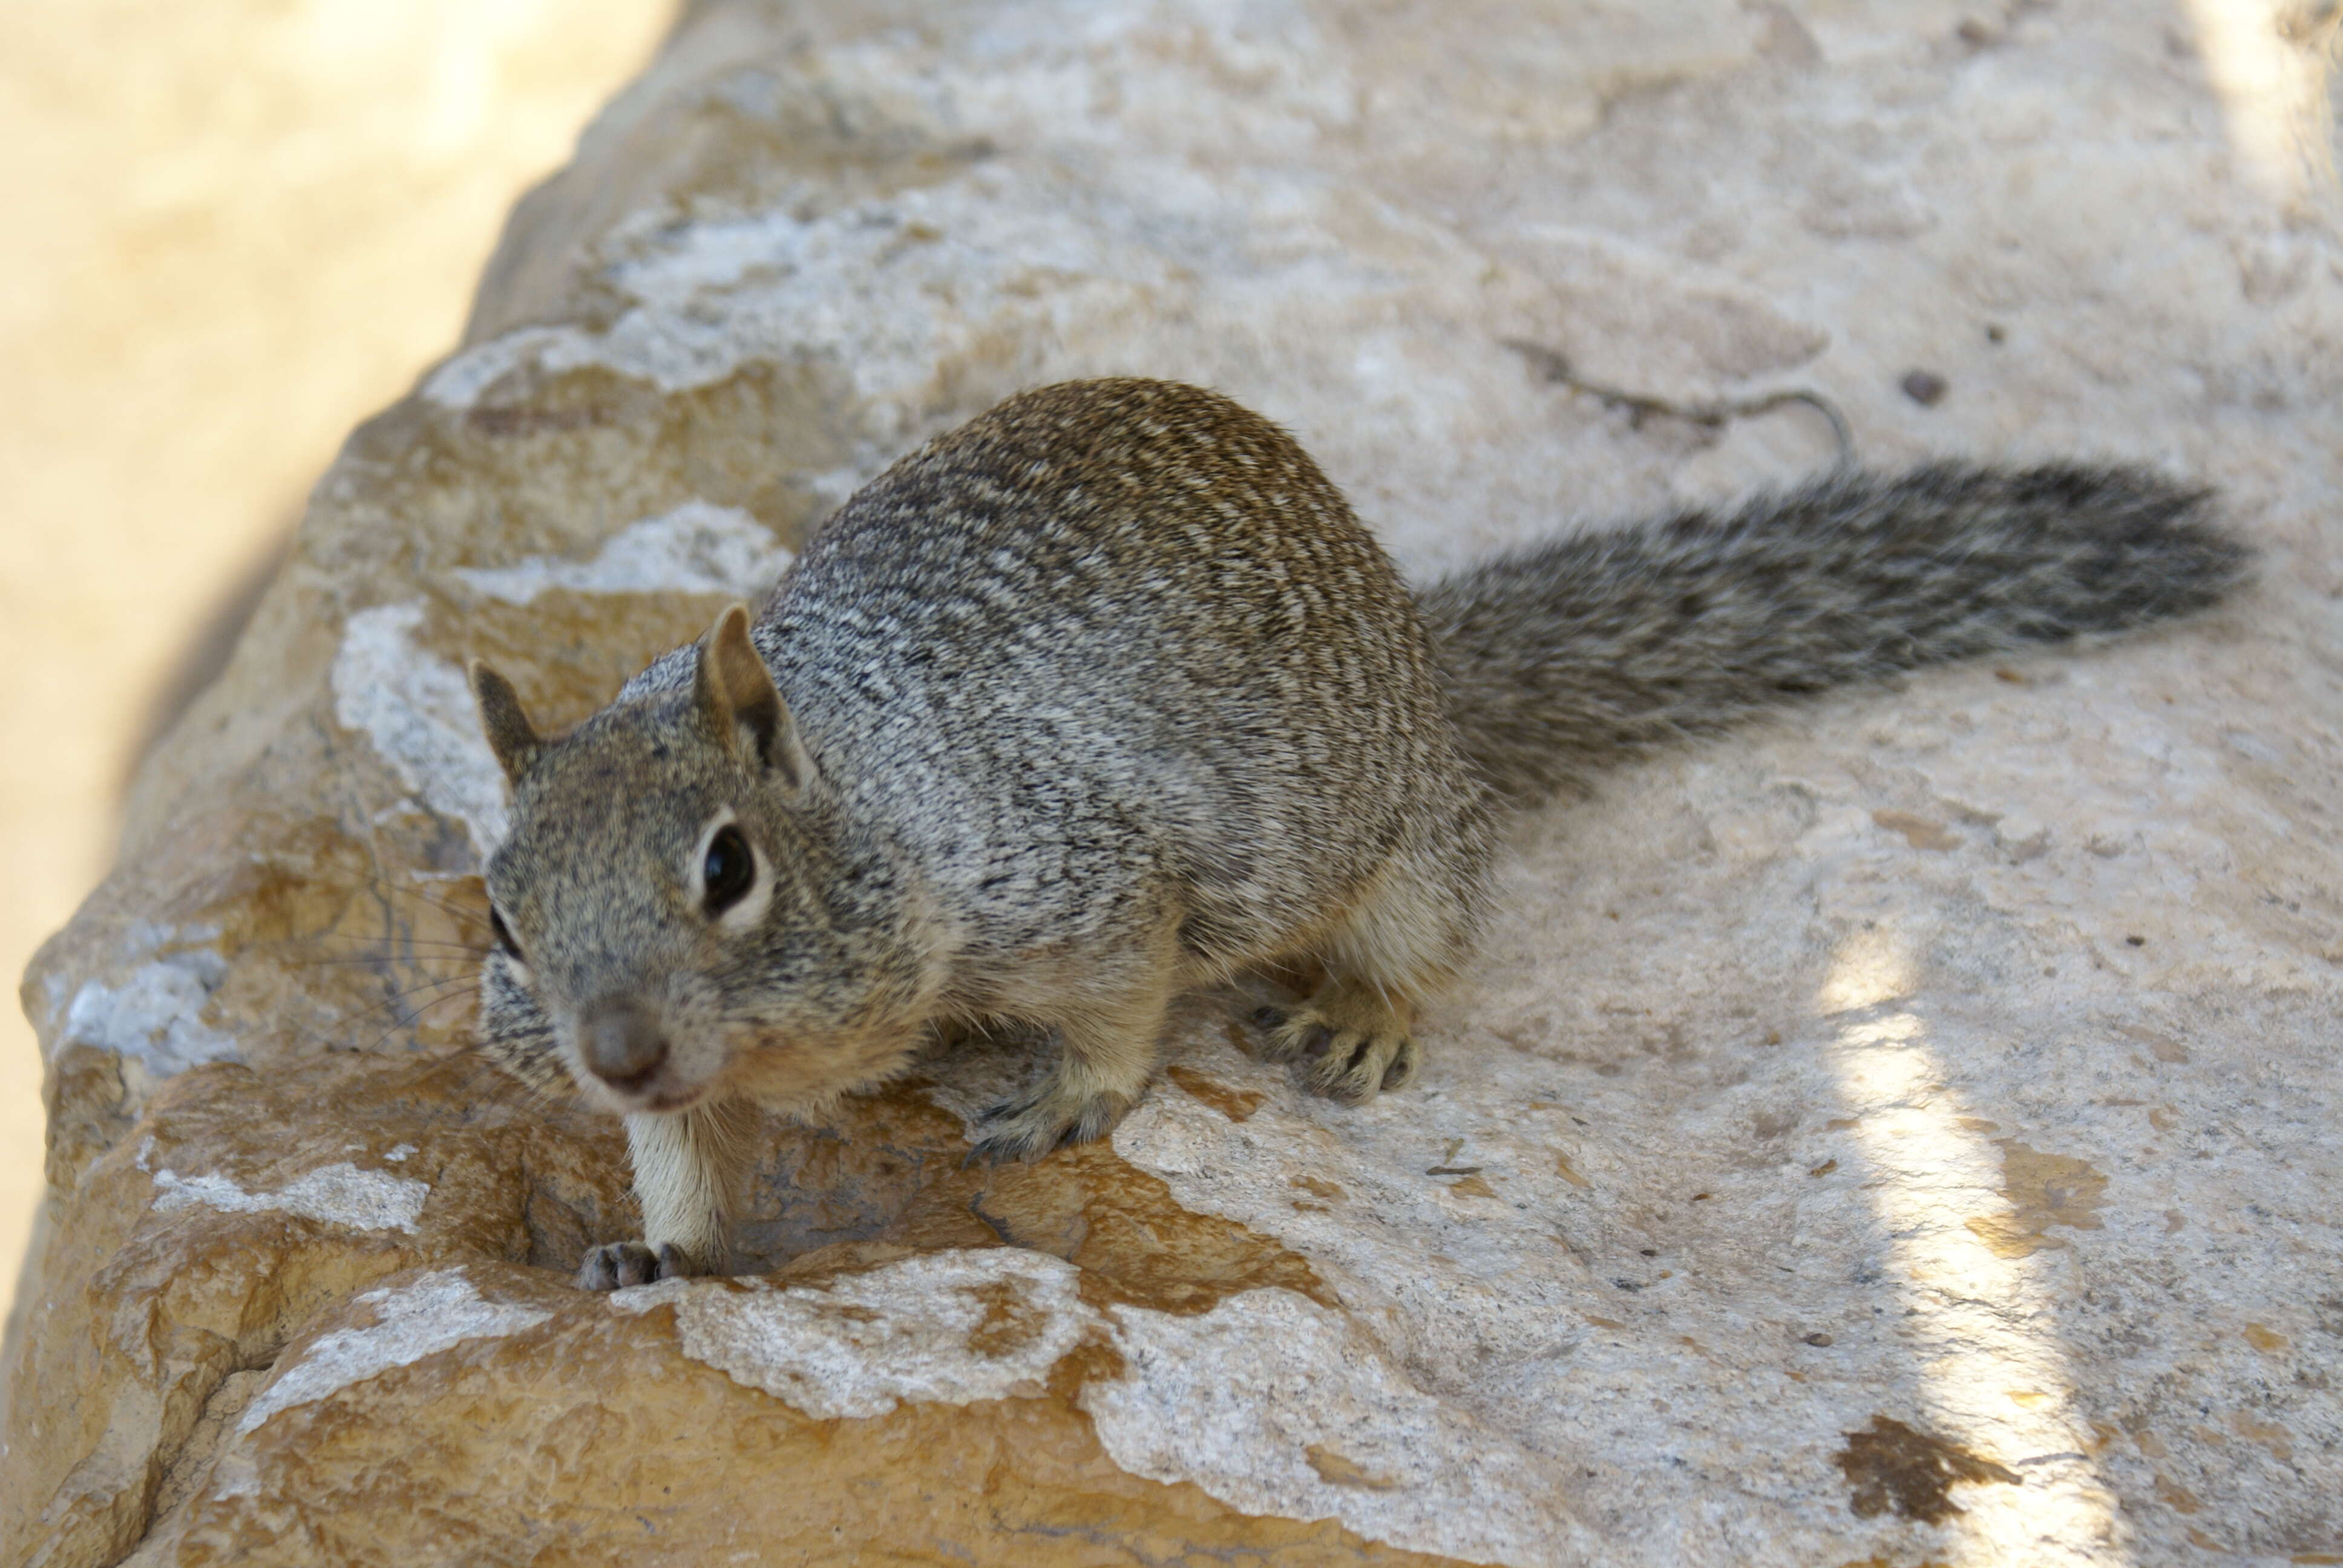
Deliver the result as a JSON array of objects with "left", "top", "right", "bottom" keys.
[
  {"left": 10, "top": 2, "right": 2342, "bottom": 1564},
  {"left": 1899, "top": 368, "right": 1950, "bottom": 406}
]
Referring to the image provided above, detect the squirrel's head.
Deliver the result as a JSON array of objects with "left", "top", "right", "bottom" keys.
[{"left": 469, "top": 605, "right": 927, "bottom": 1118}]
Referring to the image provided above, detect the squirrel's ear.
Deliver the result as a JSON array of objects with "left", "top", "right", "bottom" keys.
[
  {"left": 695, "top": 604, "right": 811, "bottom": 791},
  {"left": 468, "top": 660, "right": 543, "bottom": 785}
]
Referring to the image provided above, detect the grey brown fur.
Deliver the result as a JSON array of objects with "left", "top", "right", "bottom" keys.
[
  {"left": 467, "top": 377, "right": 2248, "bottom": 1289},
  {"left": 1423, "top": 461, "right": 2246, "bottom": 801}
]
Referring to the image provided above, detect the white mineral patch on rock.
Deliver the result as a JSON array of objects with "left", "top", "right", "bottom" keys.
[
  {"left": 54, "top": 924, "right": 237, "bottom": 1074},
  {"left": 331, "top": 601, "right": 507, "bottom": 851},
  {"left": 1087, "top": 1286, "right": 1596, "bottom": 1567},
  {"left": 419, "top": 323, "right": 590, "bottom": 410},
  {"left": 151, "top": 1160, "right": 430, "bottom": 1235},
  {"left": 532, "top": 185, "right": 1179, "bottom": 414},
  {"left": 454, "top": 500, "right": 793, "bottom": 604},
  {"left": 235, "top": 1271, "right": 551, "bottom": 1436},
  {"left": 1116, "top": 1036, "right": 1610, "bottom": 1400},
  {"left": 36, "top": 970, "right": 70, "bottom": 1037},
  {"left": 610, "top": 1248, "right": 1098, "bottom": 1419}
]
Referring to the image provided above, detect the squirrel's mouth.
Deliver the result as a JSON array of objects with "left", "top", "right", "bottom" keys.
[
  {"left": 571, "top": 1063, "right": 710, "bottom": 1117},
  {"left": 617, "top": 1082, "right": 708, "bottom": 1116}
]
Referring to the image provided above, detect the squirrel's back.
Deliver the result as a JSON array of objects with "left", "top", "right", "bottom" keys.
[{"left": 756, "top": 378, "right": 1483, "bottom": 969}]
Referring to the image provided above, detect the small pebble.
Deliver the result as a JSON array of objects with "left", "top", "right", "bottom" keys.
[
  {"left": 1901, "top": 369, "right": 1949, "bottom": 406},
  {"left": 1803, "top": 1331, "right": 1835, "bottom": 1347}
]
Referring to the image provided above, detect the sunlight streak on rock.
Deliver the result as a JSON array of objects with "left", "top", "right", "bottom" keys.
[
  {"left": 2185, "top": 0, "right": 2338, "bottom": 204},
  {"left": 1822, "top": 929, "right": 2130, "bottom": 1566}
]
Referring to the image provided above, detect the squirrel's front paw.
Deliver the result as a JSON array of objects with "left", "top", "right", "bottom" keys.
[
  {"left": 575, "top": 1240, "right": 712, "bottom": 1291},
  {"left": 971, "top": 1085, "right": 1134, "bottom": 1163},
  {"left": 1254, "top": 987, "right": 1420, "bottom": 1106}
]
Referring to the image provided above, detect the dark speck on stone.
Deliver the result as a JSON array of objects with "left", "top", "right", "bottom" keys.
[{"left": 1901, "top": 370, "right": 1949, "bottom": 406}]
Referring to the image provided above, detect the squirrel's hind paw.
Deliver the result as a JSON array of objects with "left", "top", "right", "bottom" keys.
[
  {"left": 1254, "top": 991, "right": 1420, "bottom": 1105},
  {"left": 576, "top": 1240, "right": 714, "bottom": 1292},
  {"left": 971, "top": 1085, "right": 1135, "bottom": 1163}
]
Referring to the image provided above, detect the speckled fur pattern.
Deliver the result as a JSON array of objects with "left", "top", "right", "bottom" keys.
[
  {"left": 1422, "top": 460, "right": 2249, "bottom": 802},
  {"left": 469, "top": 379, "right": 2247, "bottom": 1288}
]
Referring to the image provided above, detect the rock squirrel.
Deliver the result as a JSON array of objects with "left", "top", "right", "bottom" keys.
[{"left": 465, "top": 376, "right": 2248, "bottom": 1289}]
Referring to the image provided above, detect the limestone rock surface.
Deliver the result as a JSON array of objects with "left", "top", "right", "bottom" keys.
[{"left": 9, "top": 2, "right": 2343, "bottom": 1565}]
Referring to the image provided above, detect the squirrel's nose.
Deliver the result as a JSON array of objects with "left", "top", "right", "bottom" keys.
[{"left": 579, "top": 998, "right": 670, "bottom": 1094}]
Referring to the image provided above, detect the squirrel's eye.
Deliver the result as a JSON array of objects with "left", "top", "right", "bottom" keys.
[
  {"left": 703, "top": 825, "right": 755, "bottom": 917},
  {"left": 488, "top": 906, "right": 523, "bottom": 962}
]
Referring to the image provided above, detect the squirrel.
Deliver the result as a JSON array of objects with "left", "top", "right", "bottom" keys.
[{"left": 464, "top": 376, "right": 2249, "bottom": 1290}]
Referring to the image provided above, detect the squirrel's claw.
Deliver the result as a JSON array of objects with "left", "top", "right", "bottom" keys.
[
  {"left": 971, "top": 1085, "right": 1132, "bottom": 1163},
  {"left": 577, "top": 1241, "right": 660, "bottom": 1290},
  {"left": 575, "top": 1239, "right": 713, "bottom": 1291},
  {"left": 1254, "top": 988, "right": 1420, "bottom": 1106}
]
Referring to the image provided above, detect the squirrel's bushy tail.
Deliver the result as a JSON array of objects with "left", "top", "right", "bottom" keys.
[{"left": 1417, "top": 461, "right": 2252, "bottom": 802}]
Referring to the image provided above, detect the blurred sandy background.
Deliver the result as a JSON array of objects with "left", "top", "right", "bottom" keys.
[{"left": 0, "top": 0, "right": 675, "bottom": 1324}]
